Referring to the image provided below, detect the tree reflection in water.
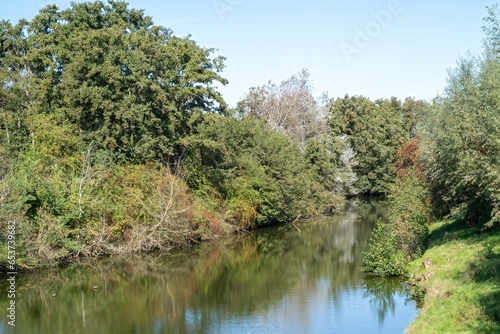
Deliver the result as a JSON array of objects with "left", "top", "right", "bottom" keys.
[{"left": 0, "top": 200, "right": 416, "bottom": 334}]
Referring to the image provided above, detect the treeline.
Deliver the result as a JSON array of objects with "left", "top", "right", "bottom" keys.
[
  {"left": 363, "top": 5, "right": 500, "bottom": 276},
  {"left": 5, "top": 0, "right": 484, "bottom": 270},
  {"left": 0, "top": 1, "right": 427, "bottom": 267}
]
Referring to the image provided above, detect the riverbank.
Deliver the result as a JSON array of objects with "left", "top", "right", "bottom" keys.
[
  {"left": 406, "top": 219, "right": 500, "bottom": 333},
  {"left": 0, "top": 201, "right": 418, "bottom": 334}
]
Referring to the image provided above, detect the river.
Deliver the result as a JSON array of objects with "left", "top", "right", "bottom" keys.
[{"left": 0, "top": 200, "right": 417, "bottom": 333}]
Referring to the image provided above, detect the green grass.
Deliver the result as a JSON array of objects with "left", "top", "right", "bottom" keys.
[{"left": 406, "top": 219, "right": 500, "bottom": 334}]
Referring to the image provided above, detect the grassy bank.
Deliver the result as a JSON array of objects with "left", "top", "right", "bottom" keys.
[{"left": 406, "top": 219, "right": 500, "bottom": 333}]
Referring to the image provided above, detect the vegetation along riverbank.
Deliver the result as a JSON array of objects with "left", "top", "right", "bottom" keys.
[
  {"left": 361, "top": 5, "right": 500, "bottom": 333},
  {"left": 0, "top": 1, "right": 423, "bottom": 269},
  {"left": 0, "top": 1, "right": 499, "bottom": 332},
  {"left": 406, "top": 219, "right": 500, "bottom": 333}
]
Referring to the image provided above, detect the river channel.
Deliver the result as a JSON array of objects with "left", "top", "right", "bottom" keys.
[{"left": 0, "top": 200, "right": 417, "bottom": 333}]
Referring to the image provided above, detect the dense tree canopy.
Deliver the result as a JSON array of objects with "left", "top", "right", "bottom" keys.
[
  {"left": 235, "top": 70, "right": 352, "bottom": 211},
  {"left": 0, "top": 0, "right": 227, "bottom": 163},
  {"left": 327, "top": 95, "right": 426, "bottom": 195},
  {"left": 422, "top": 53, "right": 500, "bottom": 227},
  {"left": 237, "top": 69, "right": 326, "bottom": 148},
  {"left": 182, "top": 115, "right": 345, "bottom": 227}
]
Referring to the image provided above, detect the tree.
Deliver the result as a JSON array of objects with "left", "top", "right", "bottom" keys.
[
  {"left": 401, "top": 98, "right": 428, "bottom": 138},
  {"left": 182, "top": 114, "right": 344, "bottom": 226},
  {"left": 237, "top": 69, "right": 326, "bottom": 148},
  {"left": 304, "top": 134, "right": 358, "bottom": 198},
  {"left": 1, "top": 1, "right": 228, "bottom": 163},
  {"left": 328, "top": 95, "right": 408, "bottom": 195},
  {"left": 422, "top": 54, "right": 500, "bottom": 227},
  {"left": 418, "top": 6, "right": 500, "bottom": 228},
  {"left": 0, "top": 19, "right": 32, "bottom": 154},
  {"left": 483, "top": 4, "right": 500, "bottom": 55},
  {"left": 362, "top": 137, "right": 430, "bottom": 276}
]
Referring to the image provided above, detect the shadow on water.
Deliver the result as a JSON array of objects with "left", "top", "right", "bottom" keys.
[{"left": 0, "top": 200, "right": 417, "bottom": 334}]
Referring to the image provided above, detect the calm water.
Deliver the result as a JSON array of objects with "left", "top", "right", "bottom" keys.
[{"left": 0, "top": 201, "right": 417, "bottom": 334}]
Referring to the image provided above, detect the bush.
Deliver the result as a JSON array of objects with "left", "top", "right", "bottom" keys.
[
  {"left": 0, "top": 146, "right": 227, "bottom": 266},
  {"left": 89, "top": 164, "right": 197, "bottom": 252},
  {"left": 363, "top": 139, "right": 431, "bottom": 276},
  {"left": 362, "top": 219, "right": 407, "bottom": 276},
  {"left": 182, "top": 115, "right": 344, "bottom": 227},
  {"left": 389, "top": 169, "right": 430, "bottom": 258}
]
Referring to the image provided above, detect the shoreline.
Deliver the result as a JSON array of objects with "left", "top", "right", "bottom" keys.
[{"left": 405, "top": 219, "right": 500, "bottom": 333}]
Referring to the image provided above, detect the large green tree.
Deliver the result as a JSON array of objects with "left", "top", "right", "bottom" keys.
[
  {"left": 1, "top": 0, "right": 227, "bottom": 163},
  {"left": 182, "top": 115, "right": 343, "bottom": 227},
  {"left": 420, "top": 5, "right": 500, "bottom": 228},
  {"left": 328, "top": 95, "right": 411, "bottom": 195}
]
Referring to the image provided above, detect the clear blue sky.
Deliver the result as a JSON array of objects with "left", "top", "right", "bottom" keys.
[{"left": 1, "top": 0, "right": 496, "bottom": 107}]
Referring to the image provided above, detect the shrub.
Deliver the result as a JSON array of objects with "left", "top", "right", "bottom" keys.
[
  {"left": 363, "top": 138, "right": 431, "bottom": 276},
  {"left": 389, "top": 169, "right": 430, "bottom": 258},
  {"left": 182, "top": 115, "right": 344, "bottom": 227},
  {"left": 86, "top": 164, "right": 198, "bottom": 254},
  {"left": 362, "top": 219, "right": 408, "bottom": 276}
]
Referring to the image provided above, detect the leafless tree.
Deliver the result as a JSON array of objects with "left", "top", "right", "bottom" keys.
[{"left": 239, "top": 69, "right": 326, "bottom": 148}]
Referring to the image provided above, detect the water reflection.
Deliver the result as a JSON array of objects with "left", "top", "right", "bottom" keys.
[{"left": 0, "top": 200, "right": 416, "bottom": 334}]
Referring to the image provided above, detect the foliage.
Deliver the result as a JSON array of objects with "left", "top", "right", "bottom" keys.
[
  {"left": 237, "top": 69, "right": 326, "bottom": 148},
  {"left": 0, "top": 144, "right": 90, "bottom": 265},
  {"left": 236, "top": 69, "right": 360, "bottom": 203},
  {"left": 182, "top": 115, "right": 344, "bottom": 227},
  {"left": 389, "top": 138, "right": 430, "bottom": 257},
  {"left": 236, "top": 69, "right": 355, "bottom": 208},
  {"left": 0, "top": 1, "right": 234, "bottom": 266},
  {"left": 363, "top": 138, "right": 431, "bottom": 275},
  {"left": 0, "top": 140, "right": 232, "bottom": 266},
  {"left": 401, "top": 98, "right": 428, "bottom": 138},
  {"left": 9, "top": 0, "right": 499, "bottom": 277},
  {"left": 363, "top": 2, "right": 500, "bottom": 282},
  {"left": 328, "top": 95, "right": 425, "bottom": 195},
  {"left": 483, "top": 4, "right": 500, "bottom": 55},
  {"left": 363, "top": 163, "right": 430, "bottom": 277},
  {"left": 421, "top": 28, "right": 500, "bottom": 228},
  {"left": 389, "top": 172, "right": 429, "bottom": 257},
  {"left": 304, "top": 135, "right": 358, "bottom": 198},
  {"left": 362, "top": 219, "right": 407, "bottom": 276},
  {"left": 0, "top": 2, "right": 351, "bottom": 267},
  {"left": 0, "top": 1, "right": 227, "bottom": 163}
]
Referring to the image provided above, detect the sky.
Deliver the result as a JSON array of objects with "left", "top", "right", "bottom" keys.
[{"left": 1, "top": 0, "right": 497, "bottom": 107}]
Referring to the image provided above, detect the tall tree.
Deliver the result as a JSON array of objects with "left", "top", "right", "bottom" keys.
[
  {"left": 328, "top": 95, "right": 408, "bottom": 195},
  {"left": 0, "top": 19, "right": 32, "bottom": 153},
  {"left": 182, "top": 115, "right": 341, "bottom": 226},
  {"left": 1, "top": 1, "right": 228, "bottom": 163},
  {"left": 419, "top": 5, "right": 500, "bottom": 227},
  {"left": 237, "top": 69, "right": 325, "bottom": 148},
  {"left": 422, "top": 57, "right": 500, "bottom": 227}
]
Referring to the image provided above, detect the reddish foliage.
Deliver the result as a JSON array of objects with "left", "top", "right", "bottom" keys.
[
  {"left": 202, "top": 210, "right": 221, "bottom": 234},
  {"left": 395, "top": 137, "right": 421, "bottom": 177},
  {"left": 202, "top": 247, "right": 222, "bottom": 271}
]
